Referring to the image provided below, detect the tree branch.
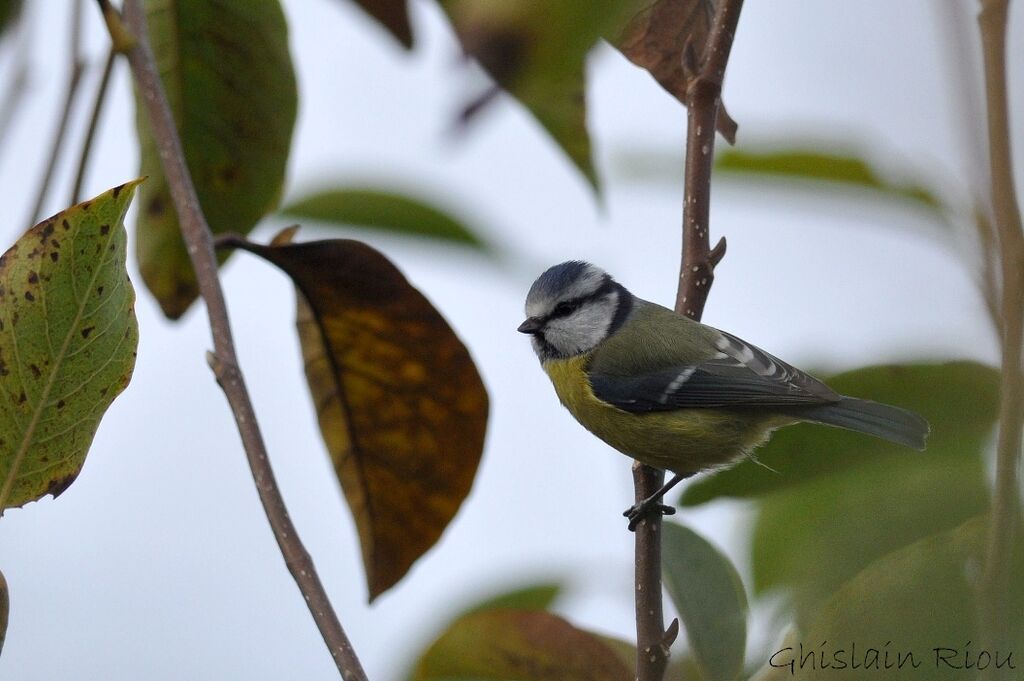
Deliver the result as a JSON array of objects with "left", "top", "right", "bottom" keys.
[
  {"left": 27, "top": 0, "right": 86, "bottom": 227},
  {"left": 634, "top": 2, "right": 744, "bottom": 680},
  {"left": 70, "top": 48, "right": 116, "bottom": 204},
  {"left": 100, "top": 2, "right": 368, "bottom": 678},
  {"left": 977, "top": 0, "right": 1024, "bottom": 669},
  {"left": 0, "top": 15, "right": 30, "bottom": 160}
]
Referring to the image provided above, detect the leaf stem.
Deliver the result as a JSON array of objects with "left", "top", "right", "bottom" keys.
[
  {"left": 26, "top": 0, "right": 85, "bottom": 227},
  {"left": 70, "top": 48, "right": 116, "bottom": 204},
  {"left": 0, "top": 14, "right": 30, "bottom": 161},
  {"left": 102, "top": 1, "right": 369, "bottom": 678},
  {"left": 977, "top": 0, "right": 1024, "bottom": 667},
  {"left": 634, "top": 2, "right": 744, "bottom": 680}
]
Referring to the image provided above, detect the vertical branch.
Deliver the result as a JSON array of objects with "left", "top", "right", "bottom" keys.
[
  {"left": 977, "top": 0, "right": 1024, "bottom": 665},
  {"left": 99, "top": 1, "right": 369, "bottom": 678},
  {"left": 634, "top": 2, "right": 744, "bottom": 680},
  {"left": 0, "top": 13, "right": 30, "bottom": 155},
  {"left": 27, "top": 0, "right": 86, "bottom": 226}
]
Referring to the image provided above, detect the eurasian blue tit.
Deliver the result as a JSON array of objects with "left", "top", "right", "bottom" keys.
[{"left": 518, "top": 261, "right": 929, "bottom": 525}]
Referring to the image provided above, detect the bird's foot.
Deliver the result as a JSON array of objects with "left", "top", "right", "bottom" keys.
[{"left": 623, "top": 499, "right": 676, "bottom": 531}]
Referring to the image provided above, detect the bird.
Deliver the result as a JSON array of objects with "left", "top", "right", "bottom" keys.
[{"left": 517, "top": 261, "right": 930, "bottom": 529}]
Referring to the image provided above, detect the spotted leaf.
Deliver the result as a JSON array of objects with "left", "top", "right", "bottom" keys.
[{"left": 0, "top": 181, "right": 141, "bottom": 511}]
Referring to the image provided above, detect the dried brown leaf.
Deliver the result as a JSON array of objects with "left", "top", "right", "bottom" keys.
[
  {"left": 224, "top": 233, "right": 488, "bottom": 600},
  {"left": 614, "top": 0, "right": 736, "bottom": 141}
]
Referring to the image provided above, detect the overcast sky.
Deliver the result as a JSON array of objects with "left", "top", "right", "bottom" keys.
[{"left": 0, "top": 1, "right": 1020, "bottom": 679}]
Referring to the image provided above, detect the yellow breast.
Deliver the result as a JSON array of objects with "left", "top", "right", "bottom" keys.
[{"left": 541, "top": 355, "right": 774, "bottom": 475}]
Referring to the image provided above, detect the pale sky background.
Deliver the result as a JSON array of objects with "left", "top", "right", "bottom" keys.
[{"left": 0, "top": 1, "right": 1020, "bottom": 679}]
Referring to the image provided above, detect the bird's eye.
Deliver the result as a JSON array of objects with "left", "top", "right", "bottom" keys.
[{"left": 553, "top": 300, "right": 578, "bottom": 317}]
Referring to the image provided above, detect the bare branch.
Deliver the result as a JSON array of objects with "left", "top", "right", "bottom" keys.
[
  {"left": 101, "top": 1, "right": 369, "bottom": 678},
  {"left": 977, "top": 0, "right": 1024, "bottom": 671},
  {"left": 70, "top": 48, "right": 116, "bottom": 204},
  {"left": 26, "top": 0, "right": 86, "bottom": 227},
  {"left": 634, "top": 2, "right": 744, "bottom": 680}
]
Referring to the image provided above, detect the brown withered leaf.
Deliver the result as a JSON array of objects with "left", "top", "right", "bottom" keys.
[
  {"left": 613, "top": 0, "right": 737, "bottom": 142},
  {"left": 222, "top": 230, "right": 488, "bottom": 600},
  {"left": 345, "top": 0, "right": 413, "bottom": 49}
]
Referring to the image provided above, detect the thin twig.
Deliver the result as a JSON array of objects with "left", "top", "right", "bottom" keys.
[
  {"left": 0, "top": 15, "right": 30, "bottom": 156},
  {"left": 70, "top": 48, "right": 116, "bottom": 204},
  {"left": 977, "top": 0, "right": 1024, "bottom": 670},
  {"left": 101, "top": 1, "right": 369, "bottom": 678},
  {"left": 634, "top": 2, "right": 744, "bottom": 680},
  {"left": 26, "top": 0, "right": 86, "bottom": 227}
]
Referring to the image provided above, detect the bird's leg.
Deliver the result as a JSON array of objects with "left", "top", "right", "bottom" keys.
[{"left": 623, "top": 472, "right": 691, "bottom": 531}]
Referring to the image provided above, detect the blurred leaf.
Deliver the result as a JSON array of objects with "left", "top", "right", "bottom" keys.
[
  {"left": 439, "top": 1, "right": 636, "bottom": 190},
  {"left": 412, "top": 609, "right": 632, "bottom": 681},
  {"left": 682, "top": 362, "right": 1000, "bottom": 505},
  {"left": 462, "top": 582, "right": 563, "bottom": 617},
  {"left": 611, "top": 0, "right": 736, "bottom": 141},
  {"left": 665, "top": 655, "right": 706, "bottom": 681},
  {"left": 750, "top": 452, "right": 989, "bottom": 620},
  {"left": 344, "top": 0, "right": 412, "bottom": 48},
  {"left": 791, "top": 517, "right": 1024, "bottom": 681},
  {"left": 0, "top": 0, "right": 22, "bottom": 36},
  {"left": 281, "top": 188, "right": 488, "bottom": 250},
  {"left": 0, "top": 568, "right": 7, "bottom": 655},
  {"left": 715, "top": 147, "right": 949, "bottom": 220},
  {"left": 222, "top": 231, "right": 488, "bottom": 600},
  {"left": 0, "top": 181, "right": 141, "bottom": 510},
  {"left": 663, "top": 522, "right": 747, "bottom": 681},
  {"left": 135, "top": 0, "right": 297, "bottom": 319}
]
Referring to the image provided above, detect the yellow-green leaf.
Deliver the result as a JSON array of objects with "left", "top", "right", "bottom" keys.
[
  {"left": 135, "top": 0, "right": 297, "bottom": 319},
  {"left": 750, "top": 453, "right": 989, "bottom": 622},
  {"left": 412, "top": 609, "right": 632, "bottom": 681},
  {"left": 222, "top": 232, "right": 488, "bottom": 600},
  {"left": 790, "top": 517, "right": 1024, "bottom": 681},
  {"left": 0, "top": 181, "right": 141, "bottom": 510},
  {"left": 281, "top": 187, "right": 488, "bottom": 250},
  {"left": 439, "top": 1, "right": 636, "bottom": 190},
  {"left": 663, "top": 522, "right": 747, "bottom": 681}
]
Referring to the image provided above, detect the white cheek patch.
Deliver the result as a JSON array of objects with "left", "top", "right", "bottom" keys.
[{"left": 543, "top": 292, "right": 617, "bottom": 356}]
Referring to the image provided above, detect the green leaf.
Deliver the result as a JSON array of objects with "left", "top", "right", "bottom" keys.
[
  {"left": 281, "top": 188, "right": 488, "bottom": 251},
  {"left": 663, "top": 522, "right": 748, "bottom": 681},
  {"left": 750, "top": 452, "right": 989, "bottom": 619},
  {"left": 681, "top": 362, "right": 1000, "bottom": 506},
  {"left": 714, "top": 147, "right": 949, "bottom": 219},
  {"left": 0, "top": 567, "right": 7, "bottom": 656},
  {"left": 411, "top": 609, "right": 632, "bottom": 681},
  {"left": 438, "top": 1, "right": 636, "bottom": 191},
  {"left": 135, "top": 0, "right": 297, "bottom": 319},
  {"left": 786, "top": 517, "right": 1024, "bottom": 681},
  {"left": 343, "top": 0, "right": 412, "bottom": 48},
  {"left": 0, "top": 0, "right": 23, "bottom": 36},
  {"left": 0, "top": 180, "right": 141, "bottom": 510}
]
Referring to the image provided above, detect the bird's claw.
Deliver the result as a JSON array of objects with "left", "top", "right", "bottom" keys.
[{"left": 623, "top": 500, "right": 676, "bottom": 531}]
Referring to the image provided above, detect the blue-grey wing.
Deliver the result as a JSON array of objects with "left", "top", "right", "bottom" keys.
[{"left": 589, "top": 329, "right": 840, "bottom": 413}]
